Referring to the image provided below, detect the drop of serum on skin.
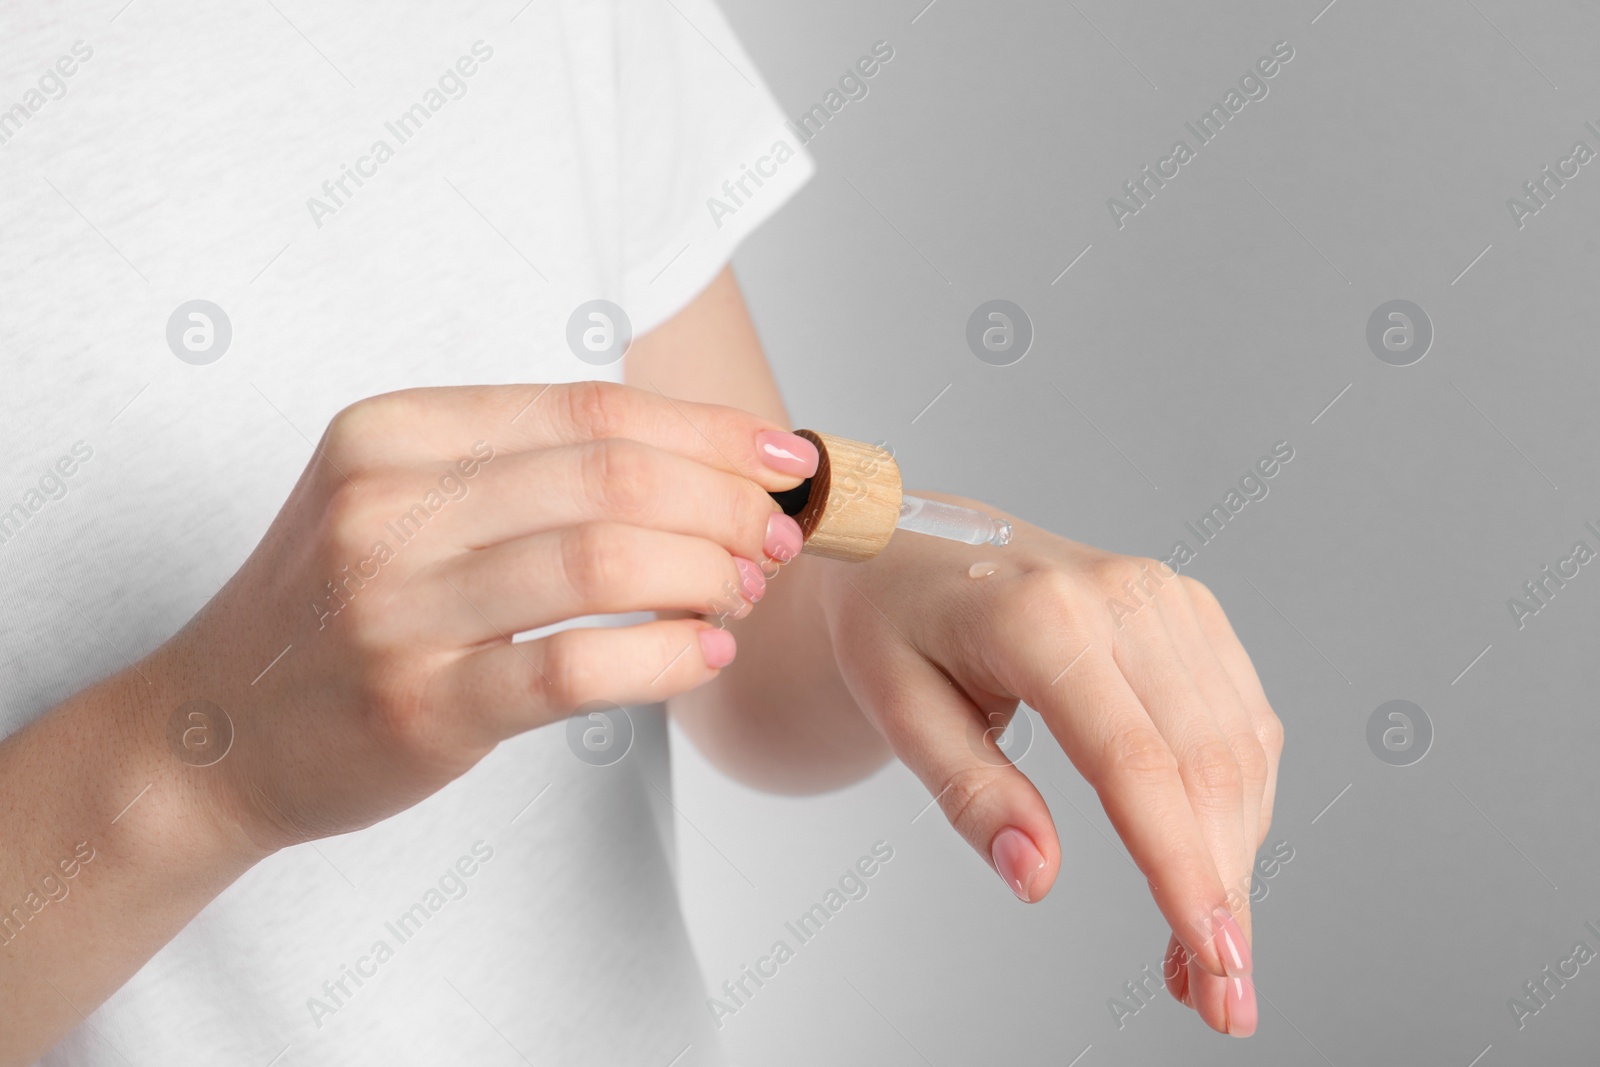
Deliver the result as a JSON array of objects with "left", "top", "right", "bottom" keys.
[{"left": 968, "top": 561, "right": 999, "bottom": 579}]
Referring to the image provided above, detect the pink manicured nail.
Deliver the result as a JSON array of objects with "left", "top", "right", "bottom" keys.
[
  {"left": 1212, "top": 907, "right": 1252, "bottom": 977},
  {"left": 698, "top": 628, "right": 736, "bottom": 669},
  {"left": 734, "top": 558, "right": 765, "bottom": 603},
  {"left": 1225, "top": 975, "right": 1257, "bottom": 1037},
  {"left": 756, "top": 430, "right": 819, "bottom": 478},
  {"left": 765, "top": 512, "right": 804, "bottom": 562},
  {"left": 990, "top": 827, "right": 1046, "bottom": 903}
]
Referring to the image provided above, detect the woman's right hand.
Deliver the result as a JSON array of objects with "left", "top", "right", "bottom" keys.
[{"left": 150, "top": 381, "right": 813, "bottom": 854}]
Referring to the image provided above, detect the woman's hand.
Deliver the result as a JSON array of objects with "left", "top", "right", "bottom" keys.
[
  {"left": 813, "top": 493, "right": 1283, "bottom": 1037},
  {"left": 152, "top": 381, "right": 814, "bottom": 853}
]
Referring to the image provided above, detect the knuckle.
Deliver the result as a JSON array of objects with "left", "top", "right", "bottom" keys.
[
  {"left": 1229, "top": 733, "right": 1271, "bottom": 786},
  {"left": 1180, "top": 572, "right": 1221, "bottom": 608},
  {"left": 360, "top": 663, "right": 434, "bottom": 751},
  {"left": 1089, "top": 557, "right": 1176, "bottom": 625},
  {"left": 725, "top": 483, "right": 774, "bottom": 553},
  {"left": 583, "top": 439, "right": 659, "bottom": 521},
  {"left": 563, "top": 380, "right": 633, "bottom": 441},
  {"left": 1181, "top": 738, "right": 1245, "bottom": 804},
  {"left": 993, "top": 569, "right": 1081, "bottom": 635},
  {"left": 322, "top": 477, "right": 388, "bottom": 556},
  {"left": 1102, "top": 723, "right": 1180, "bottom": 781},
  {"left": 325, "top": 396, "right": 379, "bottom": 444},
  {"left": 935, "top": 764, "right": 1008, "bottom": 842},
  {"left": 1025, "top": 568, "right": 1082, "bottom": 607},
  {"left": 539, "top": 631, "right": 600, "bottom": 711},
  {"left": 560, "top": 522, "right": 634, "bottom": 605},
  {"left": 1256, "top": 710, "right": 1285, "bottom": 758},
  {"left": 1135, "top": 556, "right": 1173, "bottom": 579},
  {"left": 1091, "top": 555, "right": 1147, "bottom": 593},
  {"left": 1133, "top": 557, "right": 1177, "bottom": 596},
  {"left": 323, "top": 394, "right": 403, "bottom": 467},
  {"left": 1183, "top": 577, "right": 1234, "bottom": 638}
]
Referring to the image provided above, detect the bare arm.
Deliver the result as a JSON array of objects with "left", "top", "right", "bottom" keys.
[
  {"left": 0, "top": 376, "right": 813, "bottom": 1060},
  {"left": 0, "top": 273, "right": 837, "bottom": 1060},
  {"left": 0, "top": 655, "right": 265, "bottom": 1065}
]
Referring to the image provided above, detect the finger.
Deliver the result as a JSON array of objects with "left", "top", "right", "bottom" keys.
[
  {"left": 1164, "top": 579, "right": 1260, "bottom": 1036},
  {"left": 1154, "top": 599, "right": 1265, "bottom": 1038},
  {"left": 324, "top": 382, "right": 817, "bottom": 491},
  {"left": 430, "top": 617, "right": 737, "bottom": 745},
  {"left": 1163, "top": 933, "right": 1190, "bottom": 1007},
  {"left": 832, "top": 624, "right": 1062, "bottom": 904},
  {"left": 1188, "top": 957, "right": 1257, "bottom": 1038},
  {"left": 420, "top": 523, "right": 763, "bottom": 641},
  {"left": 1018, "top": 645, "right": 1237, "bottom": 976},
  {"left": 1184, "top": 579, "right": 1285, "bottom": 848},
  {"left": 1157, "top": 582, "right": 1269, "bottom": 911},
  {"left": 422, "top": 439, "right": 799, "bottom": 562},
  {"left": 1113, "top": 602, "right": 1256, "bottom": 972},
  {"left": 1188, "top": 952, "right": 1227, "bottom": 1035},
  {"left": 1165, "top": 928, "right": 1255, "bottom": 1036}
]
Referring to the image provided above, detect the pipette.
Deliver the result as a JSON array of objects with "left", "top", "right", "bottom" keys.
[{"left": 897, "top": 495, "right": 1013, "bottom": 547}]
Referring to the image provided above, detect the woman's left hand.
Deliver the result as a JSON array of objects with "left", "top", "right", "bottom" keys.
[{"left": 813, "top": 493, "right": 1283, "bottom": 1037}]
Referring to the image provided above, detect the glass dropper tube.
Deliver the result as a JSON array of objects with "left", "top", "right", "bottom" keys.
[{"left": 896, "top": 495, "right": 1013, "bottom": 547}]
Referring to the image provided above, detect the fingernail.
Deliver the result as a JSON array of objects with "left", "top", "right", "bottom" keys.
[
  {"left": 734, "top": 558, "right": 766, "bottom": 603},
  {"left": 765, "top": 512, "right": 804, "bottom": 562},
  {"left": 990, "top": 827, "right": 1046, "bottom": 903},
  {"left": 1212, "top": 907, "right": 1252, "bottom": 977},
  {"left": 1225, "top": 974, "right": 1257, "bottom": 1037},
  {"left": 757, "top": 430, "right": 819, "bottom": 478},
  {"left": 698, "top": 628, "right": 737, "bottom": 669}
]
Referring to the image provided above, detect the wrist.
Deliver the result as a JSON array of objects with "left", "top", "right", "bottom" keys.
[
  {"left": 0, "top": 645, "right": 268, "bottom": 1061},
  {"left": 91, "top": 644, "right": 275, "bottom": 883}
]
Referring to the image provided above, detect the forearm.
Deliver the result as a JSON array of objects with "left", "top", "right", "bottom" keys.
[{"left": 0, "top": 648, "right": 265, "bottom": 1065}]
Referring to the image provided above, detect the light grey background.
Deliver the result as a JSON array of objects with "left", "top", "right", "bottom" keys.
[{"left": 673, "top": 1, "right": 1600, "bottom": 1063}]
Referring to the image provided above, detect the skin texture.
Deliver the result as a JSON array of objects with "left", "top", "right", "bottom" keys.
[{"left": 0, "top": 268, "right": 1281, "bottom": 1061}]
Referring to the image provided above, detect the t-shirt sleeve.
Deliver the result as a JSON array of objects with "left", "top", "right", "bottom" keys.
[{"left": 616, "top": 0, "right": 815, "bottom": 335}]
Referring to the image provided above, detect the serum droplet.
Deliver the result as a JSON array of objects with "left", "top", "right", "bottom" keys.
[{"left": 968, "top": 561, "right": 999, "bottom": 579}]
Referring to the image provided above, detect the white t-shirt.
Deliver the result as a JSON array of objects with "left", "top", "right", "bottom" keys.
[{"left": 0, "top": 2, "right": 811, "bottom": 1063}]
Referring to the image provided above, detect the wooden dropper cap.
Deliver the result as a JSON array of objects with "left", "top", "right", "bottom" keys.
[{"left": 769, "top": 430, "right": 903, "bottom": 562}]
